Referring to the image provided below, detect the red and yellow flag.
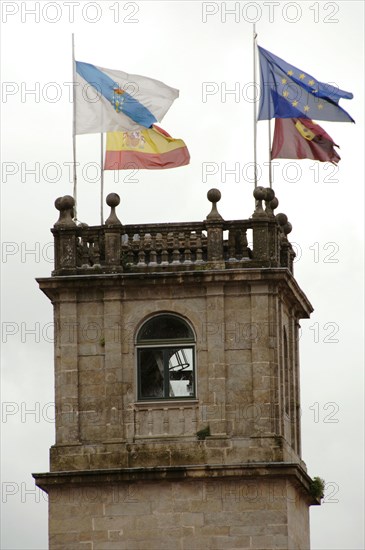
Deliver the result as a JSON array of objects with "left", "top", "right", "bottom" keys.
[{"left": 104, "top": 125, "right": 190, "bottom": 170}]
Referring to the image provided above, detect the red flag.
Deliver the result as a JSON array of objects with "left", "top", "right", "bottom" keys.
[{"left": 271, "top": 118, "right": 341, "bottom": 164}]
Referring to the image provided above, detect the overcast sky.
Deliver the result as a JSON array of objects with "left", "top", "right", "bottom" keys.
[{"left": 1, "top": 1, "right": 364, "bottom": 549}]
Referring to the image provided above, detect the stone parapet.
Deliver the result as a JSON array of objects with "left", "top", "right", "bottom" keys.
[{"left": 51, "top": 188, "right": 295, "bottom": 276}]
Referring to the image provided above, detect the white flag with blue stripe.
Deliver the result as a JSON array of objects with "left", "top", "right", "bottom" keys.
[{"left": 75, "top": 61, "right": 179, "bottom": 135}]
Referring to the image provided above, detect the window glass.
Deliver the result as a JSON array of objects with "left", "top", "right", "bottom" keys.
[
  {"left": 137, "top": 315, "right": 196, "bottom": 400},
  {"left": 138, "top": 315, "right": 194, "bottom": 342},
  {"left": 139, "top": 349, "right": 164, "bottom": 398}
]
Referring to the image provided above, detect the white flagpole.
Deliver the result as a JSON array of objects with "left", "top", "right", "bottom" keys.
[
  {"left": 253, "top": 24, "right": 258, "bottom": 189},
  {"left": 100, "top": 133, "right": 104, "bottom": 225},
  {"left": 268, "top": 119, "right": 273, "bottom": 187},
  {"left": 72, "top": 33, "right": 78, "bottom": 220}
]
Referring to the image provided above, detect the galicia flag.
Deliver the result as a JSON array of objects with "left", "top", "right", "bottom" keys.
[{"left": 75, "top": 62, "right": 179, "bottom": 135}]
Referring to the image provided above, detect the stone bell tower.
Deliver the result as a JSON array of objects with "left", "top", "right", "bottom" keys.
[{"left": 34, "top": 187, "right": 319, "bottom": 549}]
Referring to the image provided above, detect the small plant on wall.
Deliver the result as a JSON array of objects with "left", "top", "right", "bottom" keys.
[{"left": 310, "top": 476, "right": 325, "bottom": 500}]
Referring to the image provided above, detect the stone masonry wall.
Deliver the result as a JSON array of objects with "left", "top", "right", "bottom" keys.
[
  {"left": 48, "top": 476, "right": 310, "bottom": 550},
  {"left": 46, "top": 269, "right": 309, "bottom": 472}
]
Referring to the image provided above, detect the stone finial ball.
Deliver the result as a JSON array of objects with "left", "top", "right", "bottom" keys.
[
  {"left": 276, "top": 213, "right": 288, "bottom": 226},
  {"left": 270, "top": 197, "right": 279, "bottom": 210},
  {"left": 61, "top": 195, "right": 75, "bottom": 210},
  {"left": 253, "top": 186, "right": 266, "bottom": 201},
  {"left": 54, "top": 197, "right": 63, "bottom": 211},
  {"left": 106, "top": 193, "right": 121, "bottom": 207},
  {"left": 207, "top": 188, "right": 221, "bottom": 203},
  {"left": 55, "top": 195, "right": 74, "bottom": 211},
  {"left": 284, "top": 222, "right": 292, "bottom": 235},
  {"left": 265, "top": 188, "right": 275, "bottom": 202}
]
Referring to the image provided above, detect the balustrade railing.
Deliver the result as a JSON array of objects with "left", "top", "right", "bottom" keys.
[{"left": 51, "top": 188, "right": 295, "bottom": 276}]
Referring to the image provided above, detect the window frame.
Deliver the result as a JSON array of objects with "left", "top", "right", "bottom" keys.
[{"left": 136, "top": 314, "right": 197, "bottom": 402}]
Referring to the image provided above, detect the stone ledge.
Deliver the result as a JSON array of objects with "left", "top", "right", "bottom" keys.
[
  {"left": 34, "top": 462, "right": 320, "bottom": 505},
  {"left": 133, "top": 399, "right": 199, "bottom": 409},
  {"left": 37, "top": 268, "right": 313, "bottom": 319}
]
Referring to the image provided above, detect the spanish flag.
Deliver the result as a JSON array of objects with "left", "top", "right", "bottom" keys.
[
  {"left": 104, "top": 125, "right": 190, "bottom": 170},
  {"left": 271, "top": 118, "right": 341, "bottom": 165}
]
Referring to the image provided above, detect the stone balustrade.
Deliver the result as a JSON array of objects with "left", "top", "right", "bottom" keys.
[{"left": 51, "top": 187, "right": 295, "bottom": 276}]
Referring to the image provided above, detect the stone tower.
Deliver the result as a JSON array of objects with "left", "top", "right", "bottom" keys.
[{"left": 34, "top": 187, "right": 319, "bottom": 549}]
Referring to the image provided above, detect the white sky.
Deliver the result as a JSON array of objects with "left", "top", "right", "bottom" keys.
[{"left": 1, "top": 1, "right": 364, "bottom": 549}]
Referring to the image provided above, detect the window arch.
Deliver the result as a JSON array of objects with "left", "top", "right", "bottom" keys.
[{"left": 136, "top": 314, "right": 196, "bottom": 400}]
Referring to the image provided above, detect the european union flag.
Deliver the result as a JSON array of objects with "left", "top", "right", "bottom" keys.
[{"left": 258, "top": 46, "right": 354, "bottom": 123}]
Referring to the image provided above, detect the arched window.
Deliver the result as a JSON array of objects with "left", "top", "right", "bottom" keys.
[{"left": 136, "top": 314, "right": 196, "bottom": 400}]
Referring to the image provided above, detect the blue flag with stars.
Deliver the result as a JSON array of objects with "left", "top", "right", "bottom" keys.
[{"left": 258, "top": 46, "right": 354, "bottom": 123}]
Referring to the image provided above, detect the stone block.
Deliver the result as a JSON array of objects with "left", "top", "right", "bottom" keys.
[
  {"left": 82, "top": 530, "right": 109, "bottom": 542},
  {"left": 172, "top": 481, "right": 204, "bottom": 501},
  {"left": 180, "top": 512, "right": 204, "bottom": 527},
  {"left": 154, "top": 512, "right": 182, "bottom": 528},
  {"left": 190, "top": 498, "right": 223, "bottom": 513},
  {"left": 94, "top": 543, "right": 132, "bottom": 550},
  {"left": 182, "top": 536, "right": 214, "bottom": 549},
  {"left": 49, "top": 533, "right": 81, "bottom": 546},
  {"left": 198, "top": 525, "right": 230, "bottom": 536},
  {"left": 230, "top": 525, "right": 267, "bottom": 536},
  {"left": 273, "top": 534, "right": 289, "bottom": 547},
  {"left": 102, "top": 500, "right": 151, "bottom": 517},
  {"left": 50, "top": 516, "right": 92, "bottom": 533},
  {"left": 79, "top": 356, "right": 103, "bottom": 371},
  {"left": 211, "top": 535, "right": 251, "bottom": 548},
  {"left": 251, "top": 534, "right": 275, "bottom": 548}
]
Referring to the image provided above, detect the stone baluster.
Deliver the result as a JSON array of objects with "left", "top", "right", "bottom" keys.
[
  {"left": 183, "top": 232, "right": 192, "bottom": 264},
  {"left": 206, "top": 188, "right": 224, "bottom": 267},
  {"left": 195, "top": 231, "right": 204, "bottom": 263},
  {"left": 124, "top": 233, "right": 135, "bottom": 266},
  {"left": 149, "top": 233, "right": 158, "bottom": 266},
  {"left": 81, "top": 236, "right": 90, "bottom": 268},
  {"left": 93, "top": 238, "right": 101, "bottom": 268},
  {"left": 160, "top": 232, "right": 169, "bottom": 265},
  {"left": 137, "top": 248, "right": 146, "bottom": 267},
  {"left": 190, "top": 233, "right": 197, "bottom": 263},
  {"left": 172, "top": 232, "right": 181, "bottom": 264},
  {"left": 137, "top": 231, "right": 146, "bottom": 267},
  {"left": 240, "top": 228, "right": 250, "bottom": 260},
  {"left": 104, "top": 194, "right": 122, "bottom": 268},
  {"left": 227, "top": 228, "right": 237, "bottom": 262},
  {"left": 143, "top": 232, "right": 151, "bottom": 265}
]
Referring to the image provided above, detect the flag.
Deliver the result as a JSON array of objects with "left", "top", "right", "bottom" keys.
[
  {"left": 258, "top": 46, "right": 354, "bottom": 123},
  {"left": 75, "top": 61, "right": 179, "bottom": 135},
  {"left": 271, "top": 118, "right": 341, "bottom": 164},
  {"left": 104, "top": 125, "right": 190, "bottom": 170}
]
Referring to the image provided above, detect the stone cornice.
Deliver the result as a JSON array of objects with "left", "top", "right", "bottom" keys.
[{"left": 33, "top": 461, "right": 320, "bottom": 505}]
